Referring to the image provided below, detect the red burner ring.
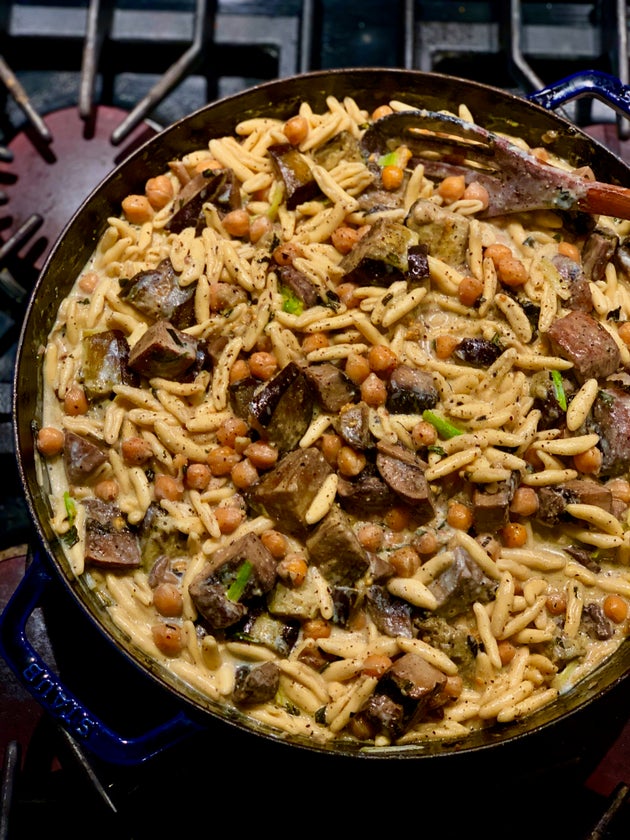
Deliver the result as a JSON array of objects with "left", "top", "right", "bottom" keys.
[{"left": 0, "top": 105, "right": 160, "bottom": 271}]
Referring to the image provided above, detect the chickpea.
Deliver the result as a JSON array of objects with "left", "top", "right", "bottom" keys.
[
  {"left": 345, "top": 352, "right": 371, "bottom": 385},
  {"left": 381, "top": 164, "right": 404, "bottom": 191},
  {"left": 413, "top": 530, "right": 438, "bottom": 556},
  {"left": 606, "top": 478, "right": 630, "bottom": 505},
  {"left": 603, "top": 594, "right": 628, "bottom": 623},
  {"left": 462, "top": 181, "right": 489, "bottom": 210},
  {"left": 618, "top": 321, "right": 630, "bottom": 347},
  {"left": 360, "top": 372, "right": 388, "bottom": 407},
  {"left": 153, "top": 583, "right": 183, "bottom": 618},
  {"left": 372, "top": 104, "right": 393, "bottom": 121},
  {"left": 249, "top": 215, "right": 273, "bottom": 243},
  {"left": 121, "top": 194, "right": 154, "bottom": 225},
  {"left": 337, "top": 446, "right": 366, "bottom": 478},
  {"left": 501, "top": 522, "right": 528, "bottom": 548},
  {"left": 283, "top": 115, "right": 309, "bottom": 146},
  {"left": 458, "top": 275, "right": 484, "bottom": 307},
  {"left": 184, "top": 462, "right": 212, "bottom": 491},
  {"left": 215, "top": 505, "right": 244, "bottom": 534},
  {"left": 222, "top": 209, "right": 250, "bottom": 238},
  {"left": 497, "top": 640, "right": 517, "bottom": 666},
  {"left": 249, "top": 351, "right": 278, "bottom": 380},
  {"left": 389, "top": 545, "right": 421, "bottom": 577},
  {"left": 444, "top": 675, "right": 464, "bottom": 699},
  {"left": 36, "top": 426, "right": 65, "bottom": 457},
  {"left": 94, "top": 478, "right": 119, "bottom": 501},
  {"left": 272, "top": 240, "right": 300, "bottom": 266},
  {"left": 320, "top": 432, "right": 343, "bottom": 467},
  {"left": 145, "top": 174, "right": 174, "bottom": 209},
  {"left": 573, "top": 446, "right": 602, "bottom": 475},
  {"left": 484, "top": 243, "right": 513, "bottom": 267},
  {"left": 244, "top": 440, "right": 278, "bottom": 470},
  {"left": 121, "top": 436, "right": 153, "bottom": 466},
  {"left": 331, "top": 225, "right": 360, "bottom": 255},
  {"left": 357, "top": 523, "right": 384, "bottom": 552},
  {"left": 335, "top": 281, "right": 360, "bottom": 308},
  {"left": 151, "top": 622, "right": 185, "bottom": 656},
  {"left": 63, "top": 384, "right": 89, "bottom": 416},
  {"left": 546, "top": 592, "right": 567, "bottom": 615},
  {"left": 194, "top": 158, "right": 223, "bottom": 175},
  {"left": 301, "top": 332, "right": 329, "bottom": 355},
  {"left": 229, "top": 358, "right": 251, "bottom": 384},
  {"left": 557, "top": 240, "right": 581, "bottom": 262},
  {"left": 207, "top": 445, "right": 240, "bottom": 477},
  {"left": 78, "top": 271, "right": 100, "bottom": 293},
  {"left": 276, "top": 553, "right": 308, "bottom": 587},
  {"left": 361, "top": 654, "right": 392, "bottom": 677},
  {"left": 411, "top": 420, "right": 438, "bottom": 449},
  {"left": 216, "top": 417, "right": 249, "bottom": 447},
  {"left": 447, "top": 501, "right": 474, "bottom": 531},
  {"left": 434, "top": 334, "right": 459, "bottom": 359},
  {"left": 368, "top": 344, "right": 398, "bottom": 376},
  {"left": 510, "top": 486, "right": 539, "bottom": 517},
  {"left": 260, "top": 529, "right": 288, "bottom": 558},
  {"left": 497, "top": 256, "right": 528, "bottom": 287},
  {"left": 523, "top": 445, "right": 544, "bottom": 471},
  {"left": 154, "top": 474, "right": 184, "bottom": 502},
  {"left": 384, "top": 505, "right": 411, "bottom": 532},
  {"left": 302, "top": 618, "right": 331, "bottom": 640},
  {"left": 438, "top": 174, "right": 466, "bottom": 203},
  {"left": 231, "top": 458, "right": 259, "bottom": 489}
]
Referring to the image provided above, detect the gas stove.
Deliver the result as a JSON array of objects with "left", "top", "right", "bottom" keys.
[{"left": 1, "top": 3, "right": 630, "bottom": 838}]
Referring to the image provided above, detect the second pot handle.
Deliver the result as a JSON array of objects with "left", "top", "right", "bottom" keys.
[
  {"left": 0, "top": 550, "right": 203, "bottom": 766},
  {"left": 529, "top": 69, "right": 630, "bottom": 121}
]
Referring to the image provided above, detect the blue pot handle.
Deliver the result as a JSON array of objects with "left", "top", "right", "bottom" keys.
[
  {"left": 0, "top": 550, "right": 202, "bottom": 766},
  {"left": 529, "top": 69, "right": 630, "bottom": 120}
]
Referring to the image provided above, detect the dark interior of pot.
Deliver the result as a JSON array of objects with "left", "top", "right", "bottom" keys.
[{"left": 13, "top": 68, "right": 630, "bottom": 762}]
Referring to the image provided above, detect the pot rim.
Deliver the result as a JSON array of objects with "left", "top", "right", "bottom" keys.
[{"left": 12, "top": 67, "right": 630, "bottom": 761}]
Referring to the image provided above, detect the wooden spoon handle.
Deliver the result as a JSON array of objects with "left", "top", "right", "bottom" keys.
[{"left": 578, "top": 181, "right": 630, "bottom": 219}]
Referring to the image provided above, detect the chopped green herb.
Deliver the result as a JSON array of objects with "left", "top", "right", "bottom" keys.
[
  {"left": 378, "top": 150, "right": 400, "bottom": 167},
  {"left": 551, "top": 369, "right": 567, "bottom": 411},
  {"left": 280, "top": 284, "right": 304, "bottom": 315},
  {"left": 60, "top": 526, "right": 79, "bottom": 548},
  {"left": 422, "top": 409, "right": 463, "bottom": 439},
  {"left": 227, "top": 561, "right": 253, "bottom": 602},
  {"left": 63, "top": 491, "right": 76, "bottom": 527},
  {"left": 427, "top": 444, "right": 447, "bottom": 457},
  {"left": 266, "top": 182, "right": 284, "bottom": 220}
]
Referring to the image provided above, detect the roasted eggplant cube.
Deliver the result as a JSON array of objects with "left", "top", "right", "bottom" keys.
[
  {"left": 376, "top": 441, "right": 435, "bottom": 524},
  {"left": 340, "top": 218, "right": 416, "bottom": 286},
  {"left": 305, "top": 504, "right": 369, "bottom": 587},
  {"left": 246, "top": 447, "right": 333, "bottom": 536},
  {"left": 268, "top": 143, "right": 321, "bottom": 209},
  {"left": 82, "top": 329, "right": 135, "bottom": 399},
  {"left": 118, "top": 258, "right": 195, "bottom": 328},
  {"left": 232, "top": 661, "right": 280, "bottom": 705},
  {"left": 188, "top": 533, "right": 276, "bottom": 630},
  {"left": 128, "top": 320, "right": 199, "bottom": 380},
  {"left": 240, "top": 611, "right": 300, "bottom": 657},
  {"left": 248, "top": 361, "right": 314, "bottom": 453},
  {"left": 165, "top": 168, "right": 240, "bottom": 234},
  {"left": 304, "top": 362, "right": 359, "bottom": 414},
  {"left": 366, "top": 652, "right": 447, "bottom": 736},
  {"left": 83, "top": 499, "right": 141, "bottom": 570},
  {"left": 430, "top": 546, "right": 497, "bottom": 619},
  {"left": 63, "top": 431, "right": 108, "bottom": 485},
  {"left": 386, "top": 365, "right": 438, "bottom": 414}
]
